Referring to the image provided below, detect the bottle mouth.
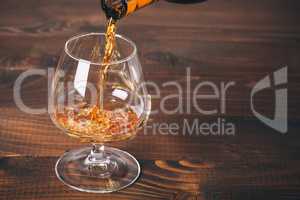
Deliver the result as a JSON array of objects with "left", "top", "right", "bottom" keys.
[
  {"left": 64, "top": 32, "right": 137, "bottom": 66},
  {"left": 101, "top": 0, "right": 127, "bottom": 20}
]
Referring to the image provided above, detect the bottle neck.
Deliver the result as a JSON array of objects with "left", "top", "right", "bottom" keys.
[
  {"left": 101, "top": 0, "right": 204, "bottom": 20},
  {"left": 126, "top": 0, "right": 158, "bottom": 16},
  {"left": 101, "top": 0, "right": 158, "bottom": 20}
]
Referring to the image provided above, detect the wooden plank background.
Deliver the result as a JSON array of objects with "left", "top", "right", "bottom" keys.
[{"left": 0, "top": 0, "right": 300, "bottom": 199}]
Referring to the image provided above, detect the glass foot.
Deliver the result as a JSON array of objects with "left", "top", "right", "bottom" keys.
[{"left": 55, "top": 146, "right": 140, "bottom": 193}]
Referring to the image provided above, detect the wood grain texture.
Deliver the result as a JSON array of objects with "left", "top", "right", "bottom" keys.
[
  {"left": 0, "top": 0, "right": 300, "bottom": 199},
  {"left": 0, "top": 156, "right": 299, "bottom": 200}
]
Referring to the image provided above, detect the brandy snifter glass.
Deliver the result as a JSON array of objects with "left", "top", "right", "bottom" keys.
[{"left": 49, "top": 33, "right": 151, "bottom": 193}]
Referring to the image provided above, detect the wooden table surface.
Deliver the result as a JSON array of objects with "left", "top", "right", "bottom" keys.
[{"left": 0, "top": 0, "right": 300, "bottom": 199}]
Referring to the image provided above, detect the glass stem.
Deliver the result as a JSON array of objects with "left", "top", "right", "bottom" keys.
[
  {"left": 87, "top": 144, "right": 108, "bottom": 164},
  {"left": 91, "top": 143, "right": 105, "bottom": 159},
  {"left": 85, "top": 144, "right": 116, "bottom": 178}
]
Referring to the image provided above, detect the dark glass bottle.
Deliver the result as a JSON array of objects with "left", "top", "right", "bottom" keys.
[{"left": 101, "top": 0, "right": 204, "bottom": 20}]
